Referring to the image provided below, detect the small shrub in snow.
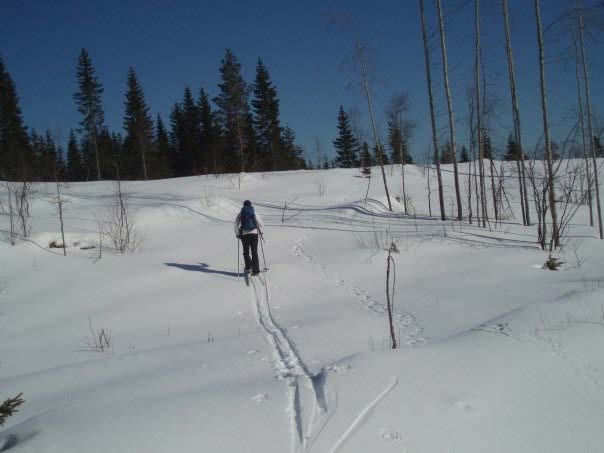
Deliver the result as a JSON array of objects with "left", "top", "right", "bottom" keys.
[
  {"left": 48, "top": 240, "right": 66, "bottom": 249},
  {"left": 543, "top": 255, "right": 564, "bottom": 271},
  {"left": 0, "top": 393, "right": 24, "bottom": 426}
]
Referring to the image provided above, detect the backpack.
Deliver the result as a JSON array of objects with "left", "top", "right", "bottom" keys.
[{"left": 240, "top": 206, "right": 257, "bottom": 231}]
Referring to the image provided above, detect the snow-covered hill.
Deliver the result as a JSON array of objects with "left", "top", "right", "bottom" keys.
[{"left": 1, "top": 164, "right": 604, "bottom": 452}]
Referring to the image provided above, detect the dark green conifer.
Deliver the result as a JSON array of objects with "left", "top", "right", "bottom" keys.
[
  {"left": 252, "top": 59, "right": 282, "bottom": 171},
  {"left": 214, "top": 49, "right": 250, "bottom": 173},
  {"left": 459, "top": 145, "right": 470, "bottom": 163},
  {"left": 67, "top": 129, "right": 84, "bottom": 181},
  {"left": 123, "top": 67, "right": 154, "bottom": 180},
  {"left": 73, "top": 49, "right": 105, "bottom": 180},
  {"left": 333, "top": 106, "right": 359, "bottom": 168},
  {"left": 0, "top": 56, "right": 31, "bottom": 179}
]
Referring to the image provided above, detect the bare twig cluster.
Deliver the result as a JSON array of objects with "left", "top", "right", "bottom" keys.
[
  {"left": 84, "top": 318, "right": 114, "bottom": 353},
  {"left": 102, "top": 178, "right": 145, "bottom": 254}
]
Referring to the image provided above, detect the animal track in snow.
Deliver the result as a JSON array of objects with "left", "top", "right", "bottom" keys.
[
  {"left": 293, "top": 231, "right": 428, "bottom": 347},
  {"left": 379, "top": 428, "right": 402, "bottom": 441},
  {"left": 252, "top": 393, "right": 270, "bottom": 403}
]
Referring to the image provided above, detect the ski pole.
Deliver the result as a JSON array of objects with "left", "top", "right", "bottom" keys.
[
  {"left": 237, "top": 237, "right": 240, "bottom": 278},
  {"left": 259, "top": 232, "right": 268, "bottom": 272}
]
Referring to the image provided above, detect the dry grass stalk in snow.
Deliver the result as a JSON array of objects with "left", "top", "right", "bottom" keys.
[
  {"left": 314, "top": 177, "right": 326, "bottom": 197},
  {"left": 201, "top": 189, "right": 220, "bottom": 210},
  {"left": 84, "top": 318, "right": 114, "bottom": 353}
]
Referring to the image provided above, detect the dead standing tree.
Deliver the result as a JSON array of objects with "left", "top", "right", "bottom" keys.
[
  {"left": 419, "top": 0, "right": 446, "bottom": 221},
  {"left": 385, "top": 242, "right": 399, "bottom": 349},
  {"left": 534, "top": 0, "right": 560, "bottom": 248},
  {"left": 475, "top": 0, "right": 488, "bottom": 227},
  {"left": 436, "top": 0, "right": 463, "bottom": 221},
  {"left": 329, "top": 13, "right": 393, "bottom": 211},
  {"left": 385, "top": 93, "right": 415, "bottom": 214},
  {"left": 569, "top": 16, "right": 594, "bottom": 227},
  {"left": 354, "top": 30, "right": 393, "bottom": 211},
  {"left": 577, "top": 0, "right": 603, "bottom": 239},
  {"left": 52, "top": 166, "right": 68, "bottom": 256},
  {"left": 502, "top": 0, "right": 531, "bottom": 226}
]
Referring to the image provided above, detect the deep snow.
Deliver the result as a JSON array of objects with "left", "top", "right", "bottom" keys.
[{"left": 1, "top": 163, "right": 604, "bottom": 452}]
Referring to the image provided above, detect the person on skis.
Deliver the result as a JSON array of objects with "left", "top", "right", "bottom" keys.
[{"left": 234, "top": 200, "right": 264, "bottom": 275}]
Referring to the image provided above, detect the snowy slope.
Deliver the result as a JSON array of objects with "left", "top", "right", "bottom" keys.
[{"left": 1, "top": 163, "right": 604, "bottom": 452}]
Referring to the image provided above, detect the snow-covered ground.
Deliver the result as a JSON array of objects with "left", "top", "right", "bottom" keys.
[{"left": 1, "top": 163, "right": 604, "bottom": 452}]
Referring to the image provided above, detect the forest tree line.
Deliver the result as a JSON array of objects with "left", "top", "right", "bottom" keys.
[{"left": 0, "top": 48, "right": 307, "bottom": 183}]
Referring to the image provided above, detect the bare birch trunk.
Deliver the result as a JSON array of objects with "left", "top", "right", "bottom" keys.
[
  {"left": 55, "top": 177, "right": 67, "bottom": 256},
  {"left": 534, "top": 0, "right": 560, "bottom": 248},
  {"left": 436, "top": 0, "right": 463, "bottom": 221},
  {"left": 427, "top": 154, "right": 432, "bottom": 217},
  {"left": 502, "top": 0, "right": 531, "bottom": 226},
  {"left": 490, "top": 158, "right": 499, "bottom": 222},
  {"left": 578, "top": 1, "right": 603, "bottom": 239},
  {"left": 475, "top": 0, "right": 488, "bottom": 227},
  {"left": 355, "top": 31, "right": 392, "bottom": 211},
  {"left": 570, "top": 19, "right": 593, "bottom": 226},
  {"left": 419, "top": 0, "right": 446, "bottom": 221}
]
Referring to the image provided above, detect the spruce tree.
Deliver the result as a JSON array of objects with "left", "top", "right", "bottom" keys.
[
  {"left": 482, "top": 133, "right": 493, "bottom": 160},
  {"left": 0, "top": 55, "right": 31, "bottom": 180},
  {"left": 440, "top": 141, "right": 454, "bottom": 164},
  {"left": 29, "top": 130, "right": 45, "bottom": 179},
  {"left": 281, "top": 126, "right": 305, "bottom": 169},
  {"left": 104, "top": 130, "right": 123, "bottom": 179},
  {"left": 252, "top": 59, "right": 282, "bottom": 171},
  {"left": 459, "top": 145, "right": 470, "bottom": 163},
  {"left": 43, "top": 131, "right": 59, "bottom": 180},
  {"left": 73, "top": 49, "right": 105, "bottom": 180},
  {"left": 66, "top": 129, "right": 84, "bottom": 181},
  {"left": 360, "top": 142, "right": 372, "bottom": 177},
  {"left": 198, "top": 88, "right": 219, "bottom": 174},
  {"left": 214, "top": 49, "right": 250, "bottom": 173},
  {"left": 169, "top": 102, "right": 184, "bottom": 176},
  {"left": 180, "top": 87, "right": 201, "bottom": 175},
  {"left": 155, "top": 114, "right": 171, "bottom": 178},
  {"left": 594, "top": 136, "right": 603, "bottom": 157},
  {"left": 333, "top": 106, "right": 359, "bottom": 168},
  {"left": 123, "top": 67, "right": 154, "bottom": 180},
  {"left": 504, "top": 134, "right": 520, "bottom": 161}
]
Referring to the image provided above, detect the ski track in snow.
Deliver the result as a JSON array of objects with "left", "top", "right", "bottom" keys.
[
  {"left": 329, "top": 375, "right": 399, "bottom": 453},
  {"left": 248, "top": 273, "right": 335, "bottom": 452}
]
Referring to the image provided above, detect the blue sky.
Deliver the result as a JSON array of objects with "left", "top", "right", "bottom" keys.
[{"left": 1, "top": 0, "right": 602, "bottom": 163}]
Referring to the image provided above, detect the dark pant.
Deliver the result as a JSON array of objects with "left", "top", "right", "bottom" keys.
[{"left": 241, "top": 233, "right": 260, "bottom": 272}]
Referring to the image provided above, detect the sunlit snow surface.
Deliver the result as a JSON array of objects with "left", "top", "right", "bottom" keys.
[{"left": 1, "top": 163, "right": 604, "bottom": 452}]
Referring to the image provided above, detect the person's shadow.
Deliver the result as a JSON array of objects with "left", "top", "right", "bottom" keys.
[{"left": 164, "top": 262, "right": 240, "bottom": 278}]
